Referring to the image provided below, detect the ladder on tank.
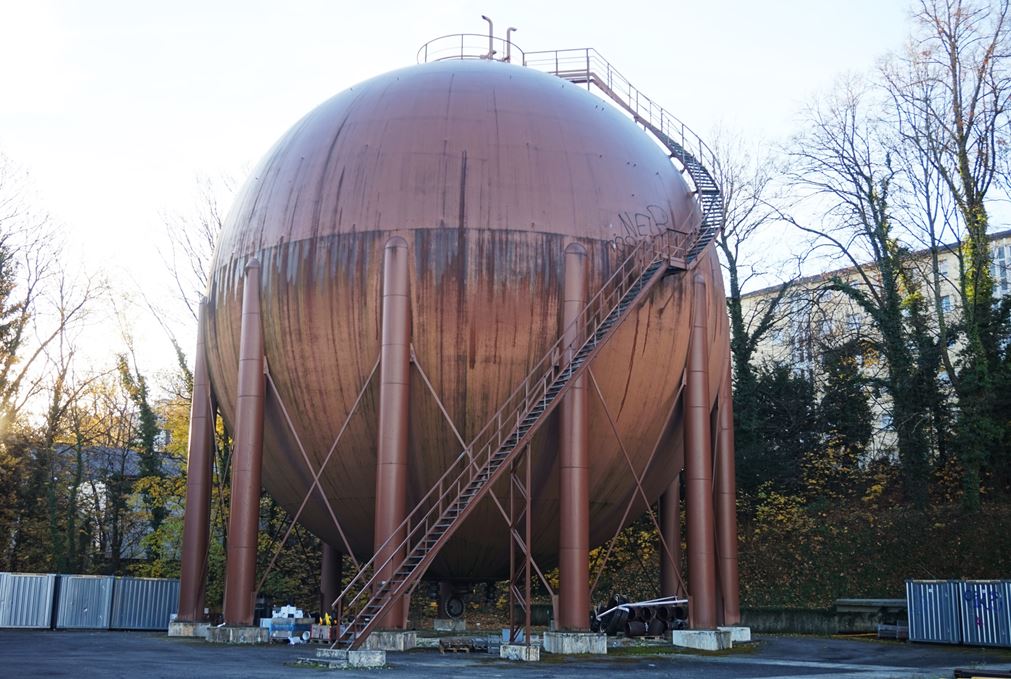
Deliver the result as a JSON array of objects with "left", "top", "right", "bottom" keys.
[{"left": 331, "top": 53, "right": 725, "bottom": 652}]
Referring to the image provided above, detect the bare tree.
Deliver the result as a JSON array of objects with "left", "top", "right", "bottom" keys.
[
  {"left": 0, "top": 153, "right": 103, "bottom": 431},
  {"left": 780, "top": 77, "right": 940, "bottom": 506},
  {"left": 712, "top": 131, "right": 798, "bottom": 385},
  {"left": 160, "top": 175, "right": 234, "bottom": 323},
  {"left": 883, "top": 0, "right": 1011, "bottom": 508}
]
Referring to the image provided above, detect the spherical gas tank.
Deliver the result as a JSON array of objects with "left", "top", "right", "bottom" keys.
[{"left": 205, "top": 57, "right": 729, "bottom": 579}]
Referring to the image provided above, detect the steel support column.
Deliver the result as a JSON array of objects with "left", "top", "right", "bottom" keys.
[
  {"left": 223, "top": 259, "right": 266, "bottom": 626},
  {"left": 373, "top": 236, "right": 411, "bottom": 630},
  {"left": 321, "top": 543, "right": 342, "bottom": 617},
  {"left": 684, "top": 273, "right": 717, "bottom": 629},
  {"left": 177, "top": 301, "right": 214, "bottom": 622},
  {"left": 715, "top": 364, "right": 741, "bottom": 625},
  {"left": 558, "top": 242, "right": 589, "bottom": 631},
  {"left": 659, "top": 473, "right": 683, "bottom": 598}
]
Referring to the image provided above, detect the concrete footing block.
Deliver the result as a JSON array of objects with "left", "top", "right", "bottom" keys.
[
  {"left": 433, "top": 618, "right": 467, "bottom": 632},
  {"left": 168, "top": 621, "right": 210, "bottom": 638},
  {"left": 362, "top": 630, "right": 417, "bottom": 651},
  {"left": 500, "top": 643, "right": 540, "bottom": 661},
  {"left": 718, "top": 626, "right": 751, "bottom": 643},
  {"left": 542, "top": 631, "right": 607, "bottom": 654},
  {"left": 315, "top": 648, "right": 386, "bottom": 668},
  {"left": 671, "top": 629, "right": 732, "bottom": 651},
  {"left": 205, "top": 625, "right": 270, "bottom": 644}
]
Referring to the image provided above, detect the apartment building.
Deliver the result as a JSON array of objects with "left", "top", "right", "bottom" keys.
[{"left": 737, "top": 229, "right": 1011, "bottom": 456}]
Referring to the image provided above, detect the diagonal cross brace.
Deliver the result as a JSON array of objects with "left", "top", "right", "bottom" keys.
[{"left": 334, "top": 251, "right": 675, "bottom": 650}]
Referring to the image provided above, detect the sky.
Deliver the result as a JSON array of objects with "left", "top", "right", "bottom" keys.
[{"left": 0, "top": 0, "right": 915, "bottom": 384}]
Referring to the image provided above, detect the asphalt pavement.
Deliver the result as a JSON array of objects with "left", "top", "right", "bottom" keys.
[{"left": 1, "top": 629, "right": 1010, "bottom": 678}]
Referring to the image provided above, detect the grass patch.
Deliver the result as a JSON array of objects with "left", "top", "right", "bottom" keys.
[{"left": 607, "top": 641, "right": 759, "bottom": 658}]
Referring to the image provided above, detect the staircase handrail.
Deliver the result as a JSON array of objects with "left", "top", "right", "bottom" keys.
[
  {"left": 333, "top": 228, "right": 689, "bottom": 624},
  {"left": 522, "top": 47, "right": 719, "bottom": 198}
]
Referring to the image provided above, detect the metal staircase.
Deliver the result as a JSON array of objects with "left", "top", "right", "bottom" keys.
[
  {"left": 332, "top": 49, "right": 724, "bottom": 651},
  {"left": 523, "top": 47, "right": 724, "bottom": 264}
]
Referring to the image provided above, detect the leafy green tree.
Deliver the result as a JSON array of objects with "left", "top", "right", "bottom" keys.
[
  {"left": 783, "top": 80, "right": 942, "bottom": 506},
  {"left": 884, "top": 0, "right": 1011, "bottom": 509},
  {"left": 737, "top": 362, "right": 821, "bottom": 499},
  {"left": 117, "top": 354, "right": 166, "bottom": 562},
  {"left": 811, "top": 339, "right": 873, "bottom": 498}
]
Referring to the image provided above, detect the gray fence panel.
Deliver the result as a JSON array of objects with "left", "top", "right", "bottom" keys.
[
  {"left": 0, "top": 573, "right": 56, "bottom": 628},
  {"left": 110, "top": 577, "right": 179, "bottom": 630},
  {"left": 957, "top": 581, "right": 1011, "bottom": 648},
  {"left": 55, "top": 575, "right": 114, "bottom": 629},
  {"left": 907, "top": 580, "right": 960, "bottom": 644}
]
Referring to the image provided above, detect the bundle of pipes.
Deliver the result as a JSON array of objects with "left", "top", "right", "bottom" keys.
[
  {"left": 624, "top": 605, "right": 687, "bottom": 637},
  {"left": 592, "top": 595, "right": 688, "bottom": 637}
]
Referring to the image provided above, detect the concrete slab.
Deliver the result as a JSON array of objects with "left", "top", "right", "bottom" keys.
[
  {"left": 500, "top": 643, "right": 540, "bottom": 661},
  {"left": 672, "top": 629, "right": 732, "bottom": 651},
  {"left": 205, "top": 625, "right": 270, "bottom": 644},
  {"left": 433, "top": 618, "right": 467, "bottom": 632},
  {"left": 718, "top": 626, "right": 751, "bottom": 643},
  {"left": 167, "top": 621, "right": 209, "bottom": 638},
  {"left": 542, "top": 631, "right": 607, "bottom": 654},
  {"left": 363, "top": 630, "right": 417, "bottom": 651},
  {"left": 315, "top": 647, "right": 386, "bottom": 668}
]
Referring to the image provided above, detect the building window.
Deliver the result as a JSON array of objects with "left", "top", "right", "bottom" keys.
[
  {"left": 941, "top": 295, "right": 952, "bottom": 313},
  {"left": 994, "top": 245, "right": 1008, "bottom": 295},
  {"left": 845, "top": 313, "right": 861, "bottom": 332}
]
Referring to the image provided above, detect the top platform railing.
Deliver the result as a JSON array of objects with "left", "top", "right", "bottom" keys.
[
  {"left": 418, "top": 34, "right": 525, "bottom": 64},
  {"left": 417, "top": 37, "right": 721, "bottom": 218}
]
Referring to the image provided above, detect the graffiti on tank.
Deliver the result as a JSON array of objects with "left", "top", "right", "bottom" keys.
[{"left": 617, "top": 204, "right": 672, "bottom": 239}]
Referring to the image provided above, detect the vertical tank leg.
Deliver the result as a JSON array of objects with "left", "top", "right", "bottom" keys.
[
  {"left": 374, "top": 236, "right": 411, "bottom": 630},
  {"left": 177, "top": 300, "right": 214, "bottom": 622},
  {"left": 684, "top": 274, "right": 718, "bottom": 629},
  {"left": 659, "top": 472, "right": 683, "bottom": 598},
  {"left": 320, "top": 543, "right": 342, "bottom": 617},
  {"left": 715, "top": 364, "right": 741, "bottom": 625},
  {"left": 558, "top": 242, "right": 589, "bottom": 631},
  {"left": 223, "top": 259, "right": 266, "bottom": 627}
]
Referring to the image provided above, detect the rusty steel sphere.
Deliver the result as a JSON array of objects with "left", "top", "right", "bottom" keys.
[{"left": 205, "top": 58, "right": 729, "bottom": 580}]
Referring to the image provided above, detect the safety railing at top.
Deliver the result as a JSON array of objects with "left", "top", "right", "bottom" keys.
[
  {"left": 522, "top": 48, "right": 719, "bottom": 200},
  {"left": 333, "top": 228, "right": 689, "bottom": 634},
  {"left": 417, "top": 34, "right": 525, "bottom": 64}
]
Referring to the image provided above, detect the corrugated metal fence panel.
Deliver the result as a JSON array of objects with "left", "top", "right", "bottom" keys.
[
  {"left": 110, "top": 577, "right": 179, "bottom": 630},
  {"left": 957, "top": 581, "right": 1011, "bottom": 648},
  {"left": 907, "top": 580, "right": 961, "bottom": 644},
  {"left": 55, "top": 575, "right": 114, "bottom": 629},
  {"left": 0, "top": 573, "right": 56, "bottom": 628}
]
